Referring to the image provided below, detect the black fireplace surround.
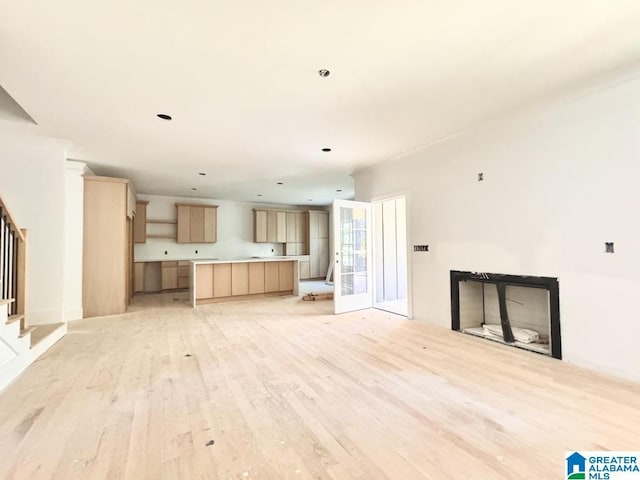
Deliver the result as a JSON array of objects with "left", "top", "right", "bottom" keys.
[{"left": 450, "top": 270, "right": 562, "bottom": 359}]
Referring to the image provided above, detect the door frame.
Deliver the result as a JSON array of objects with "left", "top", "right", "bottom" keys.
[{"left": 370, "top": 192, "right": 412, "bottom": 319}]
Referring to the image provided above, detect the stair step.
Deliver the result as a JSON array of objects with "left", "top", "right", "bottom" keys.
[
  {"left": 30, "top": 323, "right": 65, "bottom": 349},
  {"left": 6, "top": 314, "right": 24, "bottom": 325},
  {"left": 0, "top": 298, "right": 15, "bottom": 306},
  {"left": 18, "top": 326, "right": 35, "bottom": 338}
]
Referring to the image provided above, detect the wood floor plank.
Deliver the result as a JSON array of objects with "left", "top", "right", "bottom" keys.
[{"left": 0, "top": 292, "right": 638, "bottom": 479}]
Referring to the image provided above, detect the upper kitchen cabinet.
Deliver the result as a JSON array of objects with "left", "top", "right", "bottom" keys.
[
  {"left": 253, "top": 208, "right": 304, "bottom": 245},
  {"left": 176, "top": 203, "right": 218, "bottom": 243},
  {"left": 133, "top": 200, "right": 148, "bottom": 243}
]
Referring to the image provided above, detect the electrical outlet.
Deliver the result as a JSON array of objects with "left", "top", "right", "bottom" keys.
[
  {"left": 605, "top": 242, "right": 614, "bottom": 253},
  {"left": 478, "top": 172, "right": 484, "bottom": 181}
]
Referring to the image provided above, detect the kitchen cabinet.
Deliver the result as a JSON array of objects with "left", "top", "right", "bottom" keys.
[
  {"left": 134, "top": 262, "right": 145, "bottom": 292},
  {"left": 176, "top": 203, "right": 218, "bottom": 243},
  {"left": 196, "top": 264, "right": 213, "bottom": 299},
  {"left": 134, "top": 201, "right": 148, "bottom": 243},
  {"left": 254, "top": 210, "right": 268, "bottom": 242},
  {"left": 248, "top": 262, "right": 265, "bottom": 294},
  {"left": 279, "top": 261, "right": 294, "bottom": 291},
  {"left": 308, "top": 210, "right": 330, "bottom": 278},
  {"left": 285, "top": 212, "right": 307, "bottom": 255},
  {"left": 299, "top": 260, "right": 310, "bottom": 280},
  {"left": 161, "top": 261, "right": 178, "bottom": 290},
  {"left": 264, "top": 262, "right": 280, "bottom": 293},
  {"left": 231, "top": 263, "right": 249, "bottom": 296},
  {"left": 255, "top": 209, "right": 306, "bottom": 249},
  {"left": 196, "top": 263, "right": 234, "bottom": 298},
  {"left": 213, "top": 263, "right": 232, "bottom": 297},
  {"left": 193, "top": 259, "right": 296, "bottom": 304},
  {"left": 83, "top": 175, "right": 135, "bottom": 318},
  {"left": 264, "top": 210, "right": 286, "bottom": 243},
  {"left": 178, "top": 261, "right": 190, "bottom": 289}
]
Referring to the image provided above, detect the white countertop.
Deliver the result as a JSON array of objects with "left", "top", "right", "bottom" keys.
[
  {"left": 136, "top": 255, "right": 309, "bottom": 263},
  {"left": 191, "top": 256, "right": 305, "bottom": 265}
]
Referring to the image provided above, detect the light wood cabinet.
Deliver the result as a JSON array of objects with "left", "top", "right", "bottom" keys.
[
  {"left": 276, "top": 211, "right": 286, "bottom": 243},
  {"left": 194, "top": 260, "right": 295, "bottom": 303},
  {"left": 299, "top": 260, "right": 310, "bottom": 280},
  {"left": 161, "top": 261, "right": 178, "bottom": 290},
  {"left": 133, "top": 201, "right": 148, "bottom": 243},
  {"left": 254, "top": 210, "right": 267, "bottom": 242},
  {"left": 83, "top": 175, "right": 134, "bottom": 318},
  {"left": 264, "top": 262, "right": 280, "bottom": 293},
  {"left": 308, "top": 210, "right": 330, "bottom": 278},
  {"left": 278, "top": 261, "right": 294, "bottom": 291},
  {"left": 231, "top": 263, "right": 249, "bottom": 296},
  {"left": 176, "top": 203, "right": 218, "bottom": 243},
  {"left": 213, "top": 264, "right": 232, "bottom": 297},
  {"left": 178, "top": 261, "right": 190, "bottom": 289},
  {"left": 286, "top": 212, "right": 296, "bottom": 242},
  {"left": 196, "top": 264, "right": 214, "bottom": 299},
  {"left": 266, "top": 211, "right": 277, "bottom": 242},
  {"left": 255, "top": 209, "right": 307, "bottom": 250},
  {"left": 190, "top": 206, "right": 205, "bottom": 242},
  {"left": 249, "top": 262, "right": 265, "bottom": 294},
  {"left": 134, "top": 263, "right": 145, "bottom": 292}
]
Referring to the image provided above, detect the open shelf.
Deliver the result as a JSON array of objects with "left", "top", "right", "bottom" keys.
[
  {"left": 147, "top": 219, "right": 177, "bottom": 225},
  {"left": 146, "top": 234, "right": 177, "bottom": 239}
]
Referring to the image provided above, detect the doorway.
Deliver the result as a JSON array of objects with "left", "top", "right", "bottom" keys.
[{"left": 373, "top": 196, "right": 408, "bottom": 316}]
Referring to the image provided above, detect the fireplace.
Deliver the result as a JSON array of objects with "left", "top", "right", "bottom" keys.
[{"left": 450, "top": 271, "right": 561, "bottom": 359}]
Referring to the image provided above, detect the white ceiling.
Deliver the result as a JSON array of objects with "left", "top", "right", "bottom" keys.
[{"left": 2, "top": 1, "right": 640, "bottom": 205}]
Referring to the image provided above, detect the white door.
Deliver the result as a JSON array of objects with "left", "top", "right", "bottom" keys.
[{"left": 333, "top": 199, "right": 373, "bottom": 314}]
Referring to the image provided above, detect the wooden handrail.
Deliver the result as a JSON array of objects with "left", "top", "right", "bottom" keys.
[{"left": 0, "top": 196, "right": 26, "bottom": 243}]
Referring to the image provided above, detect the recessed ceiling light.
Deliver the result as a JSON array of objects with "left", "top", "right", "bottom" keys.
[
  {"left": 308, "top": 199, "right": 313, "bottom": 201},
  {"left": 198, "top": 172, "right": 206, "bottom": 176},
  {"left": 191, "top": 187, "right": 197, "bottom": 191},
  {"left": 277, "top": 182, "right": 283, "bottom": 185},
  {"left": 318, "top": 69, "right": 330, "bottom": 77},
  {"left": 157, "top": 113, "right": 172, "bottom": 120},
  {"left": 322, "top": 148, "right": 332, "bottom": 152},
  {"left": 257, "top": 194, "right": 263, "bottom": 197},
  {"left": 336, "top": 189, "right": 342, "bottom": 192}
]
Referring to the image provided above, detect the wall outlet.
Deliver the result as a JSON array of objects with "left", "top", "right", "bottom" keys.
[{"left": 605, "top": 242, "right": 614, "bottom": 253}]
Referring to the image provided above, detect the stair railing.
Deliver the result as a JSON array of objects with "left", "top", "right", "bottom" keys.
[{"left": 0, "top": 196, "right": 27, "bottom": 330}]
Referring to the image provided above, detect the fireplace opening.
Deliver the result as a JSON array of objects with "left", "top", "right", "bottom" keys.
[{"left": 450, "top": 271, "right": 561, "bottom": 359}]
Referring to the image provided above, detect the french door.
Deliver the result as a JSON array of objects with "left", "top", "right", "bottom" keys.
[{"left": 333, "top": 199, "right": 373, "bottom": 314}]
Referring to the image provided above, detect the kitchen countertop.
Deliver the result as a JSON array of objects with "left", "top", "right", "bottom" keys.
[
  {"left": 191, "top": 256, "right": 304, "bottom": 265},
  {"left": 136, "top": 255, "right": 309, "bottom": 263}
]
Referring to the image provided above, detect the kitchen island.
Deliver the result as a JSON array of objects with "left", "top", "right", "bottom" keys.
[{"left": 190, "top": 257, "right": 299, "bottom": 306}]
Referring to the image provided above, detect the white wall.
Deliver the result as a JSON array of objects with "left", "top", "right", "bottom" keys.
[
  {"left": 354, "top": 73, "right": 640, "bottom": 382},
  {"left": 0, "top": 121, "right": 68, "bottom": 325},
  {"left": 135, "top": 194, "right": 303, "bottom": 261},
  {"left": 63, "top": 160, "right": 91, "bottom": 321}
]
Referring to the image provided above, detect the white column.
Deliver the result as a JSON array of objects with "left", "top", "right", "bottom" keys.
[{"left": 63, "top": 160, "right": 89, "bottom": 321}]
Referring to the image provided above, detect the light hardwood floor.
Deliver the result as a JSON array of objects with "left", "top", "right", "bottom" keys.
[{"left": 0, "top": 293, "right": 638, "bottom": 479}]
